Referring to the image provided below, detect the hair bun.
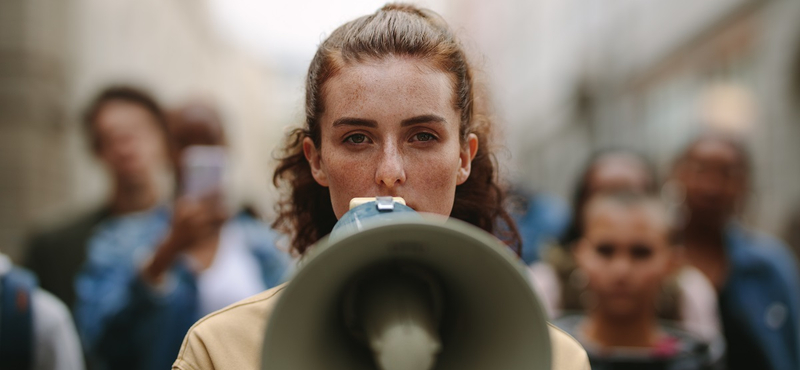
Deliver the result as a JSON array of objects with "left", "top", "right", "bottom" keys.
[{"left": 381, "top": 2, "right": 427, "bottom": 17}]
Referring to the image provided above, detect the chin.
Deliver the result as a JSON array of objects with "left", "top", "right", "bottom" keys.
[{"left": 602, "top": 300, "right": 640, "bottom": 317}]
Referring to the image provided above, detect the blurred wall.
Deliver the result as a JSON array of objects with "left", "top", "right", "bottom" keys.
[
  {"left": 0, "top": 0, "right": 73, "bottom": 261},
  {"left": 451, "top": 0, "right": 800, "bottom": 234},
  {"left": 0, "top": 0, "right": 284, "bottom": 262}
]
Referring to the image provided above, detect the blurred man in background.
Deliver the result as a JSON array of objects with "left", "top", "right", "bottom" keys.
[
  {"left": 784, "top": 205, "right": 800, "bottom": 262},
  {"left": 74, "top": 100, "right": 292, "bottom": 370},
  {"left": 24, "top": 86, "right": 171, "bottom": 309},
  {"left": 673, "top": 132, "right": 800, "bottom": 370}
]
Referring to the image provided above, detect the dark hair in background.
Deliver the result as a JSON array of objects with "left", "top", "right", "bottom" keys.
[
  {"left": 674, "top": 131, "right": 752, "bottom": 181},
  {"left": 560, "top": 148, "right": 658, "bottom": 247},
  {"left": 83, "top": 85, "right": 168, "bottom": 152},
  {"left": 272, "top": 3, "right": 521, "bottom": 255},
  {"left": 672, "top": 131, "right": 754, "bottom": 222}
]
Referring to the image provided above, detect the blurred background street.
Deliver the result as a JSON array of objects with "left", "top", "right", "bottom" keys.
[{"left": 2, "top": 0, "right": 799, "bottom": 263}]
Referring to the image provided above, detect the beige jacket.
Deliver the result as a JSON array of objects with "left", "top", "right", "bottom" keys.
[{"left": 173, "top": 284, "right": 590, "bottom": 370}]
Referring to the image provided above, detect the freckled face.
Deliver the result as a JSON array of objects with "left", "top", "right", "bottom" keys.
[{"left": 303, "top": 57, "right": 478, "bottom": 219}]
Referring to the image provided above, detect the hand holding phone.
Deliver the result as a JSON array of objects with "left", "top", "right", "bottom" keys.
[{"left": 181, "top": 145, "right": 227, "bottom": 199}]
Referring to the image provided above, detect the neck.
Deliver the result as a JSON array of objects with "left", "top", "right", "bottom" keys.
[
  {"left": 683, "top": 216, "right": 726, "bottom": 249},
  {"left": 109, "top": 178, "right": 159, "bottom": 215},
  {"left": 683, "top": 214, "right": 730, "bottom": 290},
  {"left": 584, "top": 308, "right": 661, "bottom": 348}
]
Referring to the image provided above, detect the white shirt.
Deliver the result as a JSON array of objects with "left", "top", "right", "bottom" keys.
[{"left": 196, "top": 222, "right": 267, "bottom": 315}]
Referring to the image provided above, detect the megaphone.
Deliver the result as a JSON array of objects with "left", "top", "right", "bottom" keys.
[{"left": 261, "top": 197, "right": 552, "bottom": 369}]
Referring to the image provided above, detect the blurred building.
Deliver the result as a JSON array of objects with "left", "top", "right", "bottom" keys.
[
  {"left": 0, "top": 0, "right": 284, "bottom": 261},
  {"left": 4, "top": 0, "right": 800, "bottom": 262},
  {"left": 450, "top": 0, "right": 800, "bottom": 234}
]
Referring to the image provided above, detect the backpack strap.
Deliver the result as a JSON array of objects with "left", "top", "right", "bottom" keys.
[{"left": 1, "top": 267, "right": 37, "bottom": 369}]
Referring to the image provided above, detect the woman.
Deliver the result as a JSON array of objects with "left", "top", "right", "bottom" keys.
[
  {"left": 172, "top": 4, "right": 588, "bottom": 369},
  {"left": 556, "top": 194, "right": 716, "bottom": 369}
]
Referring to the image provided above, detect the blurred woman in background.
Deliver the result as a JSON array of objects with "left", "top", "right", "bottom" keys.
[
  {"left": 557, "top": 194, "right": 717, "bottom": 369},
  {"left": 529, "top": 149, "right": 722, "bottom": 346}
]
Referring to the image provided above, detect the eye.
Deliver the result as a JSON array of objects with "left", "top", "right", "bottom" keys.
[
  {"left": 596, "top": 243, "right": 614, "bottom": 258},
  {"left": 344, "top": 134, "right": 369, "bottom": 144},
  {"left": 411, "top": 132, "right": 436, "bottom": 142},
  {"left": 630, "top": 244, "right": 654, "bottom": 260}
]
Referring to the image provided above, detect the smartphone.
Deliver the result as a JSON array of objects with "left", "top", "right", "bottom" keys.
[{"left": 181, "top": 145, "right": 228, "bottom": 199}]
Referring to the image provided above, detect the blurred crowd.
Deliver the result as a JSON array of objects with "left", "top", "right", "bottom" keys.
[
  {"left": 4, "top": 87, "right": 293, "bottom": 370},
  {"left": 518, "top": 143, "right": 799, "bottom": 369},
  {"left": 1, "top": 82, "right": 797, "bottom": 370}
]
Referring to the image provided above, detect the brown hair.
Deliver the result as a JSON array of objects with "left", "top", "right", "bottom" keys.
[
  {"left": 83, "top": 85, "right": 168, "bottom": 153},
  {"left": 561, "top": 149, "right": 658, "bottom": 247},
  {"left": 272, "top": 3, "right": 520, "bottom": 255}
]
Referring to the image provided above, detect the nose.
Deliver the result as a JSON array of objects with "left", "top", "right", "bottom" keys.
[
  {"left": 610, "top": 256, "right": 633, "bottom": 279},
  {"left": 375, "top": 143, "right": 406, "bottom": 188},
  {"left": 111, "top": 135, "right": 137, "bottom": 160}
]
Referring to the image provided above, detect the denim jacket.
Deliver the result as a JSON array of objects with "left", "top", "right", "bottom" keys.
[
  {"left": 74, "top": 206, "right": 292, "bottom": 370},
  {"left": 514, "top": 193, "right": 570, "bottom": 265},
  {"left": 720, "top": 224, "right": 800, "bottom": 370}
]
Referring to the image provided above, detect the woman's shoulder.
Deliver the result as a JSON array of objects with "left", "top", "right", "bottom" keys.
[
  {"left": 172, "top": 284, "right": 588, "bottom": 370},
  {"left": 548, "top": 322, "right": 591, "bottom": 370},
  {"left": 173, "top": 284, "right": 287, "bottom": 370}
]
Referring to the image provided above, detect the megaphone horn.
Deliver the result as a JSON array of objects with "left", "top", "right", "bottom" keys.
[{"left": 262, "top": 198, "right": 552, "bottom": 370}]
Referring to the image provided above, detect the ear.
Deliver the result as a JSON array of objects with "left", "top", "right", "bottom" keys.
[
  {"left": 456, "top": 133, "right": 479, "bottom": 185},
  {"left": 303, "top": 137, "right": 329, "bottom": 187}
]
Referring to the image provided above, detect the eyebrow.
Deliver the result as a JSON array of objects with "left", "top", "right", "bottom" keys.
[
  {"left": 331, "top": 115, "right": 447, "bottom": 128},
  {"left": 401, "top": 114, "right": 446, "bottom": 127},
  {"left": 332, "top": 117, "right": 377, "bottom": 128}
]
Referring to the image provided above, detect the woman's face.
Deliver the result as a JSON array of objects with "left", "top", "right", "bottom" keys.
[
  {"left": 304, "top": 57, "right": 478, "bottom": 219},
  {"left": 574, "top": 202, "right": 676, "bottom": 318}
]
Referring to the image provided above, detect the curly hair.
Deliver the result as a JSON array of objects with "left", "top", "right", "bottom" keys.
[{"left": 272, "top": 3, "right": 520, "bottom": 255}]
